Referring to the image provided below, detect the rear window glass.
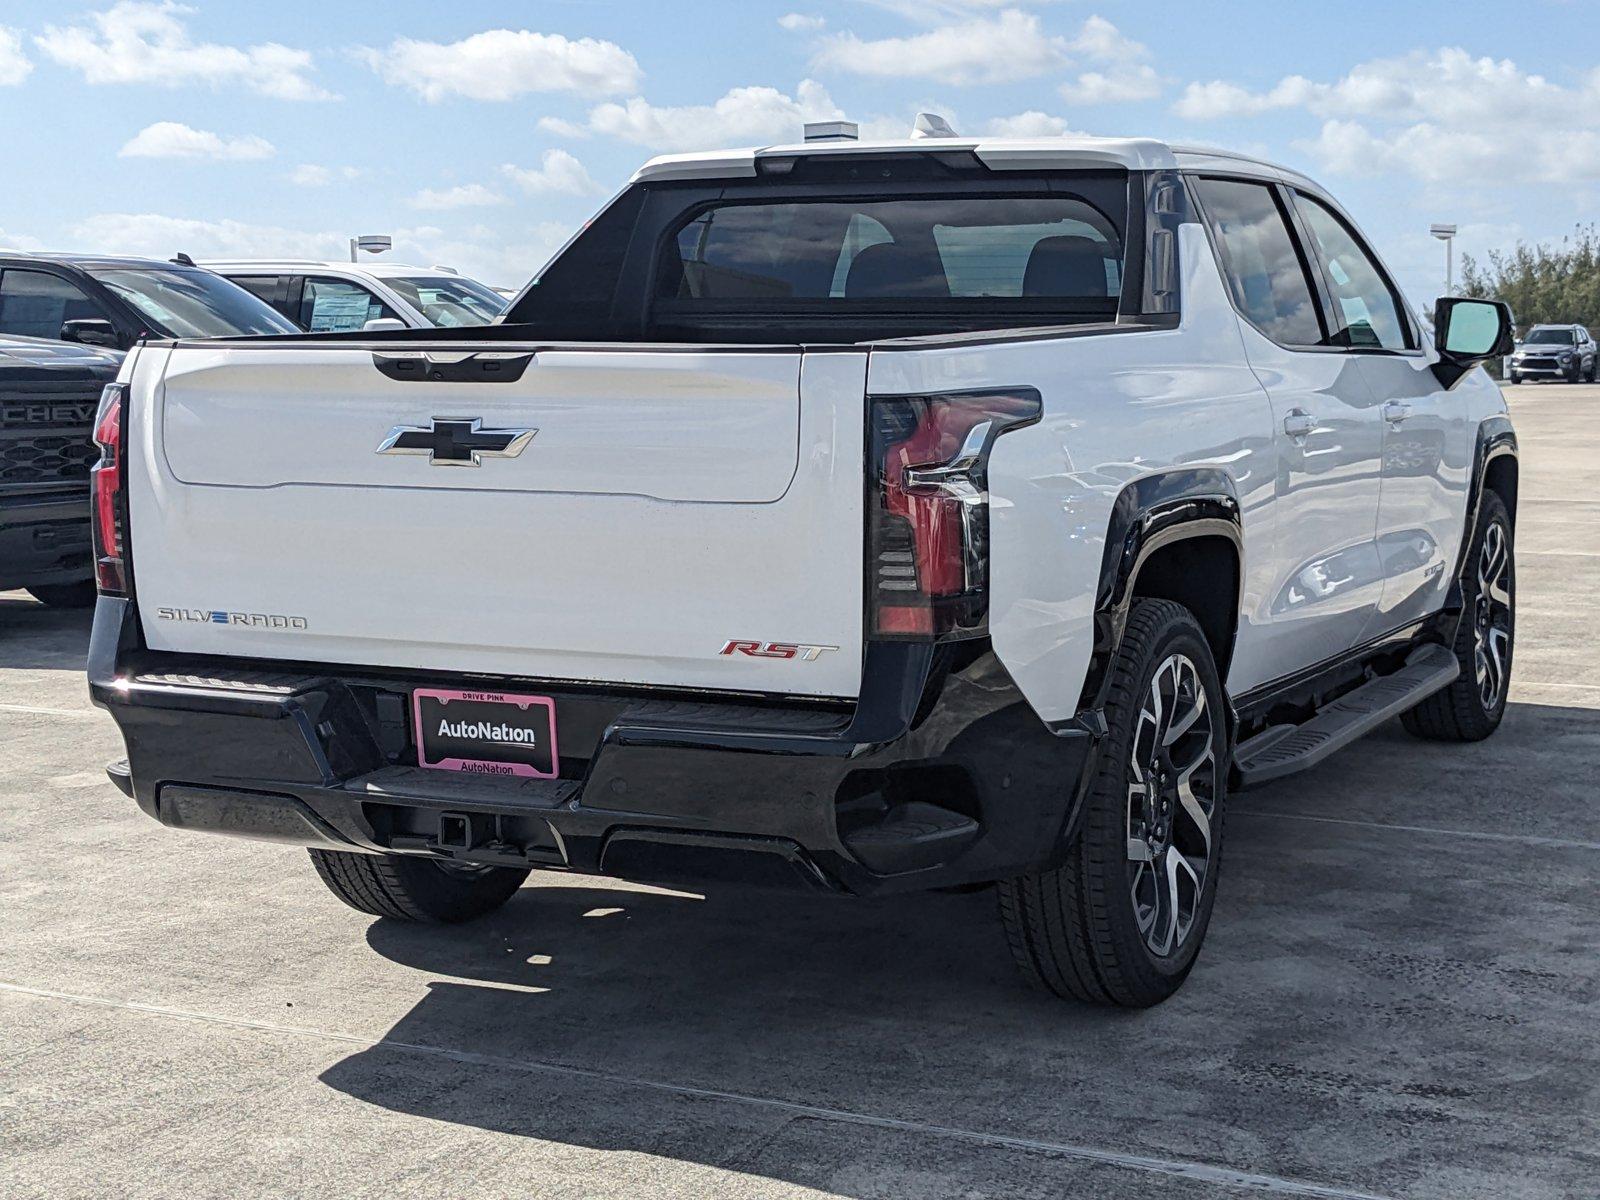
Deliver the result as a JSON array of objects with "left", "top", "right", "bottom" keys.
[{"left": 659, "top": 196, "right": 1122, "bottom": 307}]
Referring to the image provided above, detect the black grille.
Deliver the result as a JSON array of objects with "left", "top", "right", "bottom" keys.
[{"left": 0, "top": 381, "right": 100, "bottom": 489}]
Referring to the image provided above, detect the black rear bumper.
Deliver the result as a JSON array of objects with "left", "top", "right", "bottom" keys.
[{"left": 90, "top": 599, "right": 1099, "bottom": 896}]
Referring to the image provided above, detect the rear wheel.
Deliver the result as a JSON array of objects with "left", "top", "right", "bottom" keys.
[
  {"left": 27, "top": 581, "right": 97, "bottom": 608},
  {"left": 1402, "top": 490, "right": 1514, "bottom": 742},
  {"left": 998, "top": 599, "right": 1227, "bottom": 1007},
  {"left": 309, "top": 849, "right": 529, "bottom": 922}
]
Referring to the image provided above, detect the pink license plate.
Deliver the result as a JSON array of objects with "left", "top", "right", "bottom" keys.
[{"left": 413, "top": 688, "right": 559, "bottom": 778}]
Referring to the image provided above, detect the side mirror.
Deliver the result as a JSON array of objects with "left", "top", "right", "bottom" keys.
[
  {"left": 362, "top": 317, "right": 408, "bottom": 333},
  {"left": 60, "top": 318, "right": 122, "bottom": 349},
  {"left": 1433, "top": 297, "right": 1515, "bottom": 389}
]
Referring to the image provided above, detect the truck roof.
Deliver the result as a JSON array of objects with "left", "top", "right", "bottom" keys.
[{"left": 631, "top": 133, "right": 1321, "bottom": 191}]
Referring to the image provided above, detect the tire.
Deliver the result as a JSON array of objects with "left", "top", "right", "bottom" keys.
[
  {"left": 1402, "top": 490, "right": 1514, "bottom": 742},
  {"left": 26, "top": 580, "right": 98, "bottom": 608},
  {"left": 998, "top": 598, "right": 1228, "bottom": 1007},
  {"left": 308, "top": 848, "right": 529, "bottom": 923},
  {"left": 1508, "top": 373, "right": 1521, "bottom": 386}
]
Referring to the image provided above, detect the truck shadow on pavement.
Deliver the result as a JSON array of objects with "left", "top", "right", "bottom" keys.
[
  {"left": 0, "top": 594, "right": 95, "bottom": 671},
  {"left": 318, "top": 882, "right": 1143, "bottom": 1194},
  {"left": 314, "top": 701, "right": 1600, "bottom": 1198}
]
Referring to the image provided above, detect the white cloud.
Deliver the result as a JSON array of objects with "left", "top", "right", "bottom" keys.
[
  {"left": 551, "top": 79, "right": 844, "bottom": 152},
  {"left": 287, "top": 164, "right": 361, "bottom": 187},
  {"left": 36, "top": 1, "right": 333, "bottom": 100},
  {"left": 0, "top": 27, "right": 32, "bottom": 86},
  {"left": 502, "top": 149, "right": 600, "bottom": 196},
  {"left": 778, "top": 13, "right": 826, "bottom": 32},
  {"left": 984, "top": 111, "right": 1085, "bottom": 138},
  {"left": 1298, "top": 119, "right": 1600, "bottom": 186},
  {"left": 118, "top": 121, "right": 274, "bottom": 161},
  {"left": 813, "top": 10, "right": 1065, "bottom": 85},
  {"left": 1173, "top": 49, "right": 1600, "bottom": 185},
  {"left": 1175, "top": 49, "right": 1599, "bottom": 125},
  {"left": 362, "top": 28, "right": 641, "bottom": 102},
  {"left": 409, "top": 184, "right": 510, "bottom": 211},
  {"left": 1058, "top": 17, "right": 1161, "bottom": 105},
  {"left": 1172, "top": 77, "right": 1319, "bottom": 121},
  {"left": 67, "top": 212, "right": 570, "bottom": 290},
  {"left": 0, "top": 226, "right": 47, "bottom": 253}
]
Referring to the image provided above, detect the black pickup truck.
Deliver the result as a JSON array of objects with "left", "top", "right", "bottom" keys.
[{"left": 0, "top": 335, "right": 121, "bottom": 606}]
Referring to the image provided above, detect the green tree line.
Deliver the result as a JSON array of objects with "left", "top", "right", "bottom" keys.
[{"left": 1461, "top": 225, "right": 1600, "bottom": 334}]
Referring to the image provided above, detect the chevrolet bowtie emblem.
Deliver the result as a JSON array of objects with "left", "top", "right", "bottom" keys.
[{"left": 375, "top": 417, "right": 537, "bottom": 467}]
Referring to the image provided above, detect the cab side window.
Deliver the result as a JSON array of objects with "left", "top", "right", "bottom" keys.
[
  {"left": 1291, "top": 193, "right": 1412, "bottom": 352},
  {"left": 1191, "top": 177, "right": 1324, "bottom": 347},
  {"left": 298, "top": 277, "right": 400, "bottom": 333},
  {"left": 0, "top": 269, "right": 110, "bottom": 341}
]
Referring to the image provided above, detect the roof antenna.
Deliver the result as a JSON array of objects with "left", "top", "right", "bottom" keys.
[
  {"left": 170, "top": 252, "right": 196, "bottom": 267},
  {"left": 911, "top": 112, "right": 959, "bottom": 139}
]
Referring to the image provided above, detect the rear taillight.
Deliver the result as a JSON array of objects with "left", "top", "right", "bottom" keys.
[
  {"left": 868, "top": 388, "right": 1041, "bottom": 639},
  {"left": 90, "top": 383, "right": 128, "bottom": 596}
]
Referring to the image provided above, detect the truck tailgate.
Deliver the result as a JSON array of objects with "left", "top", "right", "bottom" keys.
[{"left": 129, "top": 343, "right": 866, "bottom": 697}]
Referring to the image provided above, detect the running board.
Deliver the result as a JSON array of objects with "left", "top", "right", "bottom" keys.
[{"left": 1234, "top": 644, "right": 1459, "bottom": 788}]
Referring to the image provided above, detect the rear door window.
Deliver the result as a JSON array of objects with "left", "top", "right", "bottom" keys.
[
  {"left": 298, "top": 277, "right": 400, "bottom": 333},
  {"left": 1192, "top": 177, "right": 1324, "bottom": 348},
  {"left": 0, "top": 270, "right": 110, "bottom": 341}
]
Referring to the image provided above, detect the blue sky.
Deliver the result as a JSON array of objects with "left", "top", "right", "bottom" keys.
[{"left": 1, "top": 0, "right": 1596, "bottom": 303}]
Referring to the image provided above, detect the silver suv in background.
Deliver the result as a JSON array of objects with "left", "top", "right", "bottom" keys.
[
  {"left": 201, "top": 261, "right": 509, "bottom": 333},
  {"left": 1508, "top": 324, "right": 1597, "bottom": 384}
]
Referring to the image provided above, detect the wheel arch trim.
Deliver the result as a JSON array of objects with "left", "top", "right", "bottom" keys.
[{"left": 1077, "top": 467, "right": 1244, "bottom": 712}]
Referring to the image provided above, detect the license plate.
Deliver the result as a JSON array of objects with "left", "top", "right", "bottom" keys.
[{"left": 413, "top": 688, "right": 559, "bottom": 778}]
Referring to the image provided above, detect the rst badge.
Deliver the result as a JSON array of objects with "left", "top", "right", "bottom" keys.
[{"left": 720, "top": 639, "right": 840, "bottom": 662}]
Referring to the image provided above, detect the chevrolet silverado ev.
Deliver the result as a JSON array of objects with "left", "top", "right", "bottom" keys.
[{"left": 88, "top": 128, "right": 1517, "bottom": 1006}]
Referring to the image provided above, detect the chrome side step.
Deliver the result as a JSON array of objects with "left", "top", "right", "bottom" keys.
[{"left": 1234, "top": 644, "right": 1459, "bottom": 789}]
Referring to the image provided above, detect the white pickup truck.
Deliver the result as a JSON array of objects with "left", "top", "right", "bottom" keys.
[{"left": 89, "top": 131, "right": 1518, "bottom": 1006}]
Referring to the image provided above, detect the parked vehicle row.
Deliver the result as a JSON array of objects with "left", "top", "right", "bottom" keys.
[
  {"left": 1506, "top": 323, "right": 1597, "bottom": 384},
  {"left": 203, "top": 260, "right": 509, "bottom": 332},
  {"left": 0, "top": 251, "right": 509, "bottom": 595},
  {"left": 0, "top": 334, "right": 122, "bottom": 605},
  {"left": 84, "top": 126, "right": 1519, "bottom": 1007}
]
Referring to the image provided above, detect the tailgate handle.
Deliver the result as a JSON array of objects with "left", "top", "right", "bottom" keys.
[{"left": 372, "top": 351, "right": 534, "bottom": 383}]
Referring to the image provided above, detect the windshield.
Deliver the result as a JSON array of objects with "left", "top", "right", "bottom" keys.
[
  {"left": 383, "top": 275, "right": 508, "bottom": 327},
  {"left": 1526, "top": 328, "right": 1575, "bottom": 345},
  {"left": 95, "top": 268, "right": 298, "bottom": 338}
]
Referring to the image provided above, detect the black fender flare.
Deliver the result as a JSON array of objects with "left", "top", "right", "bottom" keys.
[
  {"left": 1444, "top": 416, "right": 1517, "bottom": 613},
  {"left": 1076, "top": 468, "right": 1244, "bottom": 713}
]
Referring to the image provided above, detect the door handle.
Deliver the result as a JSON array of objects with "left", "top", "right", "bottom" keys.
[
  {"left": 1283, "top": 409, "right": 1316, "bottom": 440},
  {"left": 1382, "top": 400, "right": 1413, "bottom": 426}
]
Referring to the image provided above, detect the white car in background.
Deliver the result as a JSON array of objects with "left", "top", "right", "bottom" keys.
[{"left": 199, "top": 260, "right": 510, "bottom": 332}]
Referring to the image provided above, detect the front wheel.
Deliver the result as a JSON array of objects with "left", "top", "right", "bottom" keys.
[
  {"left": 998, "top": 598, "right": 1227, "bottom": 1007},
  {"left": 309, "top": 849, "right": 529, "bottom": 922},
  {"left": 1402, "top": 490, "right": 1514, "bottom": 741}
]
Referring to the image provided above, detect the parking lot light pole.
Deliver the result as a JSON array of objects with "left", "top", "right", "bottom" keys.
[
  {"left": 1430, "top": 223, "right": 1458, "bottom": 295},
  {"left": 349, "top": 234, "right": 393, "bottom": 263}
]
